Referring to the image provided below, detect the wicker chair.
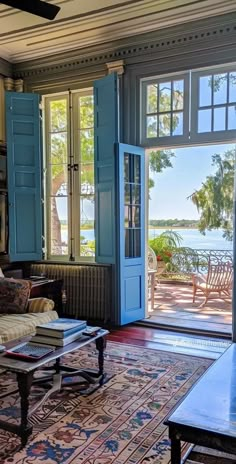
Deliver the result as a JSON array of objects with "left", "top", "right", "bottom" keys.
[{"left": 192, "top": 260, "right": 233, "bottom": 307}]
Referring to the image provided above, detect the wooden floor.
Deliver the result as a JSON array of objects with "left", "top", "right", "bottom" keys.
[
  {"left": 107, "top": 325, "right": 231, "bottom": 359},
  {"left": 146, "top": 282, "right": 232, "bottom": 336}
]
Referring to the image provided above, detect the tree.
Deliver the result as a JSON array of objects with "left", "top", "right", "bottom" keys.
[{"left": 188, "top": 148, "right": 235, "bottom": 241}]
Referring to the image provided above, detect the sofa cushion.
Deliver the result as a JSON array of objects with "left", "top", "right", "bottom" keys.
[
  {"left": 28, "top": 298, "right": 55, "bottom": 313},
  {"left": 0, "top": 278, "right": 32, "bottom": 314},
  {"left": 0, "top": 311, "right": 58, "bottom": 344}
]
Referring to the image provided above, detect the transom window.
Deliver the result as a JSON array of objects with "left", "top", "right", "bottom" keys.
[
  {"left": 43, "top": 90, "right": 95, "bottom": 261},
  {"left": 141, "top": 64, "right": 236, "bottom": 147}
]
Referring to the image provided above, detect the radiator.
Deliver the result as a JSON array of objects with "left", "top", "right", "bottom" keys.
[{"left": 30, "top": 263, "right": 111, "bottom": 322}]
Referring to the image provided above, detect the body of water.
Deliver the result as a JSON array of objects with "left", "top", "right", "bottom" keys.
[
  {"left": 149, "top": 228, "right": 233, "bottom": 250},
  {"left": 78, "top": 228, "right": 233, "bottom": 250}
]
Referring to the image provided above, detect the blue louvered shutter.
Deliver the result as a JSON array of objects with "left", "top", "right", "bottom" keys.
[
  {"left": 94, "top": 73, "right": 118, "bottom": 264},
  {"left": 6, "top": 92, "right": 42, "bottom": 261}
]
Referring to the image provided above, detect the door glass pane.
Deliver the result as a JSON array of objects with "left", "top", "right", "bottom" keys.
[
  {"left": 124, "top": 154, "right": 129, "bottom": 182},
  {"left": 125, "top": 206, "right": 131, "bottom": 228},
  {"left": 172, "top": 112, "right": 183, "bottom": 136},
  {"left": 80, "top": 197, "right": 95, "bottom": 256},
  {"left": 79, "top": 95, "right": 94, "bottom": 129},
  {"left": 198, "top": 109, "right": 212, "bottom": 133},
  {"left": 147, "top": 84, "right": 158, "bottom": 113},
  {"left": 125, "top": 184, "right": 131, "bottom": 203},
  {"left": 213, "top": 107, "right": 226, "bottom": 131},
  {"left": 50, "top": 99, "right": 67, "bottom": 132},
  {"left": 134, "top": 155, "right": 140, "bottom": 183},
  {"left": 159, "top": 82, "right": 171, "bottom": 112},
  {"left": 50, "top": 196, "right": 68, "bottom": 255},
  {"left": 229, "top": 73, "right": 236, "bottom": 103},
  {"left": 132, "top": 206, "right": 140, "bottom": 227},
  {"left": 199, "top": 76, "right": 212, "bottom": 107},
  {"left": 50, "top": 133, "right": 67, "bottom": 164},
  {"left": 228, "top": 106, "right": 236, "bottom": 130},
  {"left": 147, "top": 116, "right": 157, "bottom": 137},
  {"left": 173, "top": 80, "right": 184, "bottom": 110},
  {"left": 131, "top": 185, "right": 140, "bottom": 204},
  {"left": 80, "top": 163, "right": 94, "bottom": 195},
  {"left": 125, "top": 230, "right": 131, "bottom": 258},
  {"left": 80, "top": 129, "right": 94, "bottom": 162},
  {"left": 213, "top": 73, "right": 227, "bottom": 105},
  {"left": 50, "top": 164, "right": 67, "bottom": 196},
  {"left": 133, "top": 230, "right": 141, "bottom": 257},
  {"left": 159, "top": 114, "right": 171, "bottom": 136}
]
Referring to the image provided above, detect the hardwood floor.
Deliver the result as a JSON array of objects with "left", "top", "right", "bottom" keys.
[{"left": 107, "top": 325, "right": 231, "bottom": 359}]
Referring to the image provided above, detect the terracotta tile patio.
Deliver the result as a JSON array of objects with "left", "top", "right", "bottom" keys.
[{"left": 147, "top": 281, "right": 232, "bottom": 335}]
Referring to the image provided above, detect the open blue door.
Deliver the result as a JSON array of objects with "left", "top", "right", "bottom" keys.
[
  {"left": 117, "top": 143, "right": 145, "bottom": 324},
  {"left": 6, "top": 92, "right": 42, "bottom": 261}
]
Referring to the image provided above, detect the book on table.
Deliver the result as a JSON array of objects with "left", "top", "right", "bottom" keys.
[
  {"left": 31, "top": 329, "right": 85, "bottom": 347},
  {"left": 36, "top": 318, "right": 87, "bottom": 339}
]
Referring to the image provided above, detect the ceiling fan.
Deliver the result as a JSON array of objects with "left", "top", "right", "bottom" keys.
[{"left": 0, "top": 0, "right": 60, "bottom": 20}]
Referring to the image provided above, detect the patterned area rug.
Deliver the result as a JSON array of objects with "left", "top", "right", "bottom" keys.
[{"left": 0, "top": 341, "right": 213, "bottom": 464}]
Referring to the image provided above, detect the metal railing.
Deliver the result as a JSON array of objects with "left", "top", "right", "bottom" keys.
[{"left": 165, "top": 247, "right": 233, "bottom": 277}]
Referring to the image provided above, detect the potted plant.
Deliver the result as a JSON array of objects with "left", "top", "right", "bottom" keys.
[{"left": 149, "top": 230, "right": 183, "bottom": 265}]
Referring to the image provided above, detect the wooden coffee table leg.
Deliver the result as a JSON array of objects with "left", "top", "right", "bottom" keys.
[
  {"left": 95, "top": 336, "right": 106, "bottom": 377},
  {"left": 170, "top": 436, "right": 181, "bottom": 464},
  {"left": 17, "top": 371, "right": 34, "bottom": 448}
]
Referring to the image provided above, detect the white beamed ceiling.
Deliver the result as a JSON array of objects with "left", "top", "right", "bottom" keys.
[{"left": 0, "top": 0, "right": 236, "bottom": 63}]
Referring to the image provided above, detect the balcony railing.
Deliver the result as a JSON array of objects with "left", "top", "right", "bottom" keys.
[{"left": 165, "top": 248, "right": 233, "bottom": 277}]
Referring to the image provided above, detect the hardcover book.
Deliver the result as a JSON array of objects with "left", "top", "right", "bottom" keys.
[
  {"left": 36, "top": 318, "right": 87, "bottom": 338},
  {"left": 31, "top": 330, "right": 84, "bottom": 347}
]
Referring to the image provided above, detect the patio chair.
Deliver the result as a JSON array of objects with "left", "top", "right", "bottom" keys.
[{"left": 192, "top": 260, "right": 233, "bottom": 307}]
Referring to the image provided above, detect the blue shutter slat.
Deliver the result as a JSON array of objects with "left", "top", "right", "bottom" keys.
[{"left": 6, "top": 91, "right": 42, "bottom": 261}]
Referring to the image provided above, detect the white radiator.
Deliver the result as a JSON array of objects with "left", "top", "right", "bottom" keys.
[{"left": 30, "top": 263, "right": 111, "bottom": 322}]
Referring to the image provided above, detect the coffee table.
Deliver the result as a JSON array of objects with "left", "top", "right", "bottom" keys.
[{"left": 0, "top": 328, "right": 108, "bottom": 448}]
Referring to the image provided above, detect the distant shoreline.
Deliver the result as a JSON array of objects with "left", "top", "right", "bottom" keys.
[{"left": 148, "top": 226, "right": 198, "bottom": 230}]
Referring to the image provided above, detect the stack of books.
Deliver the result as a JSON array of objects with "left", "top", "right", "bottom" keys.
[{"left": 31, "top": 318, "right": 87, "bottom": 347}]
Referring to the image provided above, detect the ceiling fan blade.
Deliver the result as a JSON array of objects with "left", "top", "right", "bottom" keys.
[{"left": 0, "top": 0, "right": 60, "bottom": 20}]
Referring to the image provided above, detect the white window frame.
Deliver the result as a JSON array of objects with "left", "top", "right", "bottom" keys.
[
  {"left": 141, "top": 72, "right": 190, "bottom": 148},
  {"left": 43, "top": 89, "right": 95, "bottom": 262},
  {"left": 191, "top": 65, "right": 236, "bottom": 144}
]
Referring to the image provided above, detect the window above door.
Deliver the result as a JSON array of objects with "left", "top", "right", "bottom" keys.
[{"left": 141, "top": 64, "right": 236, "bottom": 147}]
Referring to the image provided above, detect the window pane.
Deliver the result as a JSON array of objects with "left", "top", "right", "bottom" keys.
[
  {"left": 229, "top": 73, "right": 236, "bottom": 103},
  {"left": 199, "top": 76, "right": 212, "bottom": 107},
  {"left": 125, "top": 184, "right": 131, "bottom": 203},
  {"left": 131, "top": 185, "right": 140, "bottom": 204},
  {"left": 173, "top": 80, "right": 184, "bottom": 110},
  {"left": 133, "top": 230, "right": 141, "bottom": 257},
  {"left": 50, "top": 99, "right": 67, "bottom": 132},
  {"left": 79, "top": 95, "right": 94, "bottom": 128},
  {"left": 172, "top": 112, "right": 183, "bottom": 135},
  {"left": 159, "top": 113, "right": 171, "bottom": 136},
  {"left": 80, "top": 197, "right": 95, "bottom": 257},
  {"left": 50, "top": 165, "right": 67, "bottom": 196},
  {"left": 132, "top": 206, "right": 140, "bottom": 227},
  {"left": 133, "top": 155, "right": 140, "bottom": 183},
  {"left": 147, "top": 116, "right": 157, "bottom": 137},
  {"left": 213, "top": 73, "right": 227, "bottom": 105},
  {"left": 50, "top": 196, "right": 68, "bottom": 255},
  {"left": 50, "top": 133, "right": 67, "bottom": 164},
  {"left": 80, "top": 163, "right": 94, "bottom": 195},
  {"left": 146, "top": 84, "right": 158, "bottom": 113},
  {"left": 213, "top": 107, "right": 226, "bottom": 131},
  {"left": 198, "top": 109, "right": 212, "bottom": 133},
  {"left": 228, "top": 106, "right": 236, "bottom": 130},
  {"left": 80, "top": 129, "right": 94, "bottom": 163},
  {"left": 159, "top": 82, "right": 171, "bottom": 112}
]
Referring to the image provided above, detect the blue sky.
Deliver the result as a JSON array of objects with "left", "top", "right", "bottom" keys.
[{"left": 149, "top": 143, "right": 235, "bottom": 220}]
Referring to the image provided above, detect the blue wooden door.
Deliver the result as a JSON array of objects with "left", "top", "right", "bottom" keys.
[
  {"left": 94, "top": 73, "right": 118, "bottom": 264},
  {"left": 118, "top": 143, "right": 145, "bottom": 324},
  {"left": 6, "top": 92, "right": 42, "bottom": 261}
]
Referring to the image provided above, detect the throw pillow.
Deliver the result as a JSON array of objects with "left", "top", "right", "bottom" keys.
[
  {"left": 28, "top": 298, "right": 55, "bottom": 313},
  {"left": 0, "top": 278, "right": 32, "bottom": 314}
]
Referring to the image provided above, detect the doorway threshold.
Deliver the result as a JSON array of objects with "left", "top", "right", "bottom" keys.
[{"left": 138, "top": 317, "right": 231, "bottom": 339}]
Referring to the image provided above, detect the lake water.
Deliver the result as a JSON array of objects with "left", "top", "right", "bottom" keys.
[{"left": 79, "top": 227, "right": 233, "bottom": 250}]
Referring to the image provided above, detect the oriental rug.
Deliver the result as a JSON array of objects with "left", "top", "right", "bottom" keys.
[{"left": 0, "top": 342, "right": 213, "bottom": 464}]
